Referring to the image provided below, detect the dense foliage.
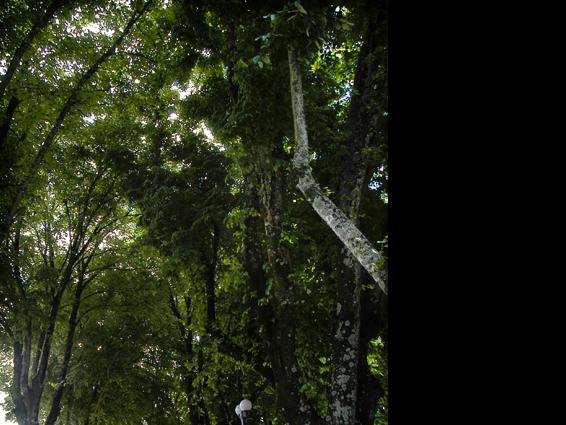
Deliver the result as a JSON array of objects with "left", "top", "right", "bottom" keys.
[{"left": 0, "top": 1, "right": 387, "bottom": 424}]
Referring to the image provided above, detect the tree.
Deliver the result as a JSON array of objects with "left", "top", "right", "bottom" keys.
[
  {"left": 1, "top": 1, "right": 389, "bottom": 424},
  {"left": 3, "top": 144, "right": 136, "bottom": 425},
  {"left": 0, "top": 0, "right": 152, "bottom": 246},
  {"left": 162, "top": 1, "right": 388, "bottom": 423}
]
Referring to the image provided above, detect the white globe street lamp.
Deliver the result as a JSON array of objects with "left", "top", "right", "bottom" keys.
[
  {"left": 235, "top": 399, "right": 252, "bottom": 424},
  {"left": 239, "top": 399, "right": 252, "bottom": 412}
]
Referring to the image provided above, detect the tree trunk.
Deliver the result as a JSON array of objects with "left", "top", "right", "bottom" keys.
[
  {"left": 356, "top": 290, "right": 386, "bottom": 425},
  {"left": 168, "top": 294, "right": 201, "bottom": 425},
  {"left": 242, "top": 178, "right": 280, "bottom": 387},
  {"left": 83, "top": 386, "right": 98, "bottom": 425},
  {"left": 205, "top": 224, "right": 220, "bottom": 331},
  {"left": 10, "top": 226, "right": 37, "bottom": 425},
  {"left": 242, "top": 177, "right": 313, "bottom": 424},
  {"left": 45, "top": 272, "right": 88, "bottom": 425},
  {"left": 287, "top": 46, "right": 387, "bottom": 295},
  {"left": 0, "top": 96, "right": 20, "bottom": 150},
  {"left": 329, "top": 6, "right": 386, "bottom": 423},
  {"left": 22, "top": 285, "right": 66, "bottom": 425},
  {"left": 256, "top": 161, "right": 323, "bottom": 425}
]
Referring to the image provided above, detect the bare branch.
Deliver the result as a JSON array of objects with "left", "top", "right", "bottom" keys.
[{"left": 287, "top": 46, "right": 387, "bottom": 294}]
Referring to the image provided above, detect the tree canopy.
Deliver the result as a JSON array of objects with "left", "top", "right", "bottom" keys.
[{"left": 0, "top": 1, "right": 388, "bottom": 424}]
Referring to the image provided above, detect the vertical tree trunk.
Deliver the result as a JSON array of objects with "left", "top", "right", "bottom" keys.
[
  {"left": 10, "top": 226, "right": 35, "bottom": 425},
  {"left": 45, "top": 272, "right": 88, "bottom": 425},
  {"left": 329, "top": 6, "right": 385, "bottom": 423},
  {"left": 356, "top": 291, "right": 386, "bottom": 425},
  {"left": 241, "top": 176, "right": 317, "bottom": 424},
  {"left": 23, "top": 285, "right": 66, "bottom": 425},
  {"left": 83, "top": 386, "right": 98, "bottom": 425},
  {"left": 12, "top": 340, "right": 27, "bottom": 425},
  {"left": 168, "top": 294, "right": 201, "bottom": 425},
  {"left": 205, "top": 224, "right": 220, "bottom": 332},
  {"left": 256, "top": 161, "right": 322, "bottom": 425},
  {"left": 241, "top": 176, "right": 280, "bottom": 386},
  {"left": 0, "top": 96, "right": 20, "bottom": 149}
]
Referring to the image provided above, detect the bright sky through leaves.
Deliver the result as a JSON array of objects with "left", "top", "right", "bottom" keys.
[{"left": 0, "top": 393, "right": 15, "bottom": 425}]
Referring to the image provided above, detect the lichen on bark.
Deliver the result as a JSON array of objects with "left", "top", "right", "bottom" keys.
[{"left": 287, "top": 46, "right": 387, "bottom": 295}]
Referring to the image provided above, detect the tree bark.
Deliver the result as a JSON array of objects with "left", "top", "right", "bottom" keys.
[
  {"left": 168, "top": 294, "right": 197, "bottom": 424},
  {"left": 242, "top": 178, "right": 312, "bottom": 424},
  {"left": 45, "top": 266, "right": 89, "bottom": 425},
  {"left": 0, "top": 96, "right": 20, "bottom": 149},
  {"left": 205, "top": 223, "right": 220, "bottom": 331},
  {"left": 10, "top": 225, "right": 35, "bottom": 425},
  {"left": 329, "top": 6, "right": 386, "bottom": 423},
  {"left": 255, "top": 160, "right": 323, "bottom": 425},
  {"left": 83, "top": 386, "right": 99, "bottom": 425},
  {"left": 169, "top": 292, "right": 212, "bottom": 425},
  {"left": 287, "top": 46, "right": 387, "bottom": 295},
  {"left": 356, "top": 290, "right": 386, "bottom": 425}
]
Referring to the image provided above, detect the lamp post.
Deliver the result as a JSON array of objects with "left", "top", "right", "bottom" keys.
[{"left": 235, "top": 399, "right": 252, "bottom": 424}]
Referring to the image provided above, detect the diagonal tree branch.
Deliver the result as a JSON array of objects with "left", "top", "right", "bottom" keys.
[
  {"left": 0, "top": 0, "right": 71, "bottom": 101},
  {"left": 287, "top": 45, "right": 388, "bottom": 294}
]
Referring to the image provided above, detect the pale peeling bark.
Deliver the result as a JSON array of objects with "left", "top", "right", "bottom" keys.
[{"left": 287, "top": 46, "right": 387, "bottom": 295}]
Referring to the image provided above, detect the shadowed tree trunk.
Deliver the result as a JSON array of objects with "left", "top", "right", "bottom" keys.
[
  {"left": 83, "top": 386, "right": 98, "bottom": 425},
  {"left": 45, "top": 257, "right": 97, "bottom": 425},
  {"left": 240, "top": 174, "right": 320, "bottom": 425},
  {"left": 356, "top": 290, "right": 387, "bottom": 425},
  {"left": 0, "top": 96, "right": 20, "bottom": 150},
  {"left": 11, "top": 232, "right": 80, "bottom": 425},
  {"left": 205, "top": 223, "right": 220, "bottom": 331},
  {"left": 256, "top": 155, "right": 323, "bottom": 425},
  {"left": 329, "top": 4, "right": 387, "bottom": 423},
  {"left": 168, "top": 292, "right": 200, "bottom": 425}
]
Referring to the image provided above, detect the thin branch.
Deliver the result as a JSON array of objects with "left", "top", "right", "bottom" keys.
[
  {"left": 0, "top": 318, "right": 14, "bottom": 339},
  {"left": 4, "top": 0, "right": 153, "bottom": 236},
  {"left": 118, "top": 50, "right": 157, "bottom": 64},
  {"left": 0, "top": 0, "right": 71, "bottom": 100}
]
